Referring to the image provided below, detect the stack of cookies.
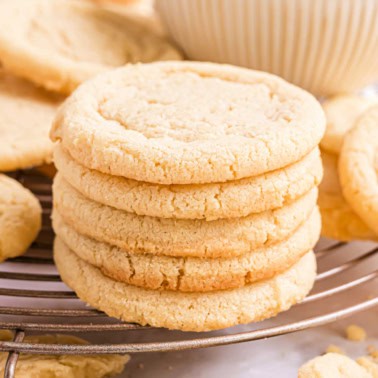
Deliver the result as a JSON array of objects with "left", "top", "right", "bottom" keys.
[
  {"left": 319, "top": 95, "right": 378, "bottom": 241},
  {"left": 51, "top": 61, "right": 325, "bottom": 332}
]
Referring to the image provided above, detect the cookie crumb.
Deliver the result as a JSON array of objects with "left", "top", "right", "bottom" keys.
[
  {"left": 138, "top": 363, "right": 144, "bottom": 370},
  {"left": 367, "top": 345, "right": 378, "bottom": 359},
  {"left": 356, "top": 356, "right": 378, "bottom": 376},
  {"left": 325, "top": 344, "right": 344, "bottom": 354},
  {"left": 346, "top": 324, "right": 367, "bottom": 341}
]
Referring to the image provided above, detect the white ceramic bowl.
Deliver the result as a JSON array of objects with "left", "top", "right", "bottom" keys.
[{"left": 156, "top": 0, "right": 378, "bottom": 96}]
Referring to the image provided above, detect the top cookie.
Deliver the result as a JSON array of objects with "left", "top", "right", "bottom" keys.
[
  {"left": 51, "top": 61, "right": 325, "bottom": 184},
  {"left": 0, "top": 0, "right": 182, "bottom": 95},
  {"left": 0, "top": 69, "right": 62, "bottom": 171},
  {"left": 320, "top": 94, "right": 377, "bottom": 155}
]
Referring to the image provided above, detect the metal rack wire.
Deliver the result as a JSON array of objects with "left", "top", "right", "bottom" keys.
[{"left": 0, "top": 170, "right": 377, "bottom": 377}]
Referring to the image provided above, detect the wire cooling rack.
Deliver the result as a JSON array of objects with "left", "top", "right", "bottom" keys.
[{"left": 0, "top": 170, "right": 377, "bottom": 378}]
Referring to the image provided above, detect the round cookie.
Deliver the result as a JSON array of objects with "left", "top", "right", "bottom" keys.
[
  {"left": 319, "top": 152, "right": 376, "bottom": 241},
  {"left": 54, "top": 145, "right": 322, "bottom": 220},
  {"left": 51, "top": 61, "right": 326, "bottom": 184},
  {"left": 339, "top": 105, "right": 378, "bottom": 236},
  {"left": 54, "top": 239, "right": 316, "bottom": 332},
  {"left": 0, "top": 174, "right": 41, "bottom": 262},
  {"left": 0, "top": 69, "right": 62, "bottom": 171},
  {"left": 53, "top": 174, "right": 318, "bottom": 258},
  {"left": 298, "top": 353, "right": 371, "bottom": 378},
  {"left": 320, "top": 95, "right": 377, "bottom": 155},
  {"left": 0, "top": 0, "right": 182, "bottom": 95},
  {"left": 53, "top": 207, "right": 320, "bottom": 292},
  {"left": 0, "top": 333, "right": 129, "bottom": 378}
]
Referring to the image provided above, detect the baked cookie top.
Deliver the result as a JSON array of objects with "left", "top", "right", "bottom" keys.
[
  {"left": 339, "top": 105, "right": 378, "bottom": 236},
  {"left": 0, "top": 0, "right": 182, "bottom": 94},
  {"left": 0, "top": 69, "right": 61, "bottom": 171},
  {"left": 0, "top": 174, "right": 41, "bottom": 262},
  {"left": 320, "top": 95, "right": 377, "bottom": 155},
  {"left": 51, "top": 61, "right": 325, "bottom": 184}
]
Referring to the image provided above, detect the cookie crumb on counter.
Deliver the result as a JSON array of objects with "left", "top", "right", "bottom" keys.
[
  {"left": 138, "top": 363, "right": 145, "bottom": 370},
  {"left": 367, "top": 345, "right": 378, "bottom": 359},
  {"left": 325, "top": 344, "right": 344, "bottom": 354},
  {"left": 346, "top": 324, "right": 367, "bottom": 342}
]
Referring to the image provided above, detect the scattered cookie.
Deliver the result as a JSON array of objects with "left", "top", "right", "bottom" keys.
[
  {"left": 346, "top": 324, "right": 367, "bottom": 342},
  {"left": 318, "top": 151, "right": 376, "bottom": 241},
  {"left": 320, "top": 95, "right": 377, "bottom": 155},
  {"left": 54, "top": 239, "right": 316, "bottom": 332},
  {"left": 0, "top": 0, "right": 182, "bottom": 94},
  {"left": 339, "top": 105, "right": 378, "bottom": 236},
  {"left": 53, "top": 174, "right": 318, "bottom": 258},
  {"left": 51, "top": 61, "right": 326, "bottom": 184},
  {"left": 0, "top": 69, "right": 61, "bottom": 171},
  {"left": 298, "top": 353, "right": 372, "bottom": 378},
  {"left": 0, "top": 332, "right": 129, "bottom": 378},
  {"left": 52, "top": 207, "right": 320, "bottom": 292},
  {"left": 0, "top": 174, "right": 41, "bottom": 262},
  {"left": 54, "top": 145, "right": 322, "bottom": 220}
]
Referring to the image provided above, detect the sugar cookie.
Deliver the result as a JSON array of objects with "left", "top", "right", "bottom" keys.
[
  {"left": 0, "top": 69, "right": 61, "bottom": 171},
  {"left": 53, "top": 208, "right": 320, "bottom": 292},
  {"left": 319, "top": 152, "right": 376, "bottom": 241},
  {"left": 339, "top": 106, "right": 378, "bottom": 236},
  {"left": 298, "top": 353, "right": 371, "bottom": 378},
  {"left": 0, "top": 174, "right": 41, "bottom": 262},
  {"left": 54, "top": 145, "right": 322, "bottom": 220},
  {"left": 320, "top": 95, "right": 377, "bottom": 155},
  {"left": 54, "top": 239, "right": 316, "bottom": 332},
  {"left": 0, "top": 332, "right": 129, "bottom": 378},
  {"left": 0, "top": 0, "right": 182, "bottom": 94},
  {"left": 51, "top": 61, "right": 326, "bottom": 184},
  {"left": 53, "top": 174, "right": 318, "bottom": 258}
]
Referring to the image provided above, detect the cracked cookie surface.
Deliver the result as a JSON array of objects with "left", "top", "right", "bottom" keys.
[
  {"left": 0, "top": 0, "right": 182, "bottom": 94},
  {"left": 53, "top": 173, "right": 318, "bottom": 258},
  {"left": 54, "top": 239, "right": 316, "bottom": 332},
  {"left": 51, "top": 61, "right": 325, "bottom": 184},
  {"left": 53, "top": 207, "right": 320, "bottom": 292},
  {"left": 54, "top": 145, "right": 322, "bottom": 220},
  {"left": 0, "top": 174, "right": 41, "bottom": 262}
]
